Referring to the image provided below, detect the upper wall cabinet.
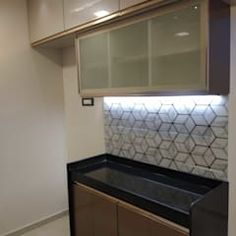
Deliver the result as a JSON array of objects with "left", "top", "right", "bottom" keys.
[
  {"left": 27, "top": 0, "right": 177, "bottom": 45},
  {"left": 27, "top": 0, "right": 64, "bottom": 42},
  {"left": 77, "top": 0, "right": 230, "bottom": 96},
  {"left": 64, "top": 0, "right": 119, "bottom": 30},
  {"left": 120, "top": 0, "right": 150, "bottom": 9}
]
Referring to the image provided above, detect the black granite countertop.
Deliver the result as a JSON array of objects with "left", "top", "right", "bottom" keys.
[{"left": 68, "top": 154, "right": 225, "bottom": 228}]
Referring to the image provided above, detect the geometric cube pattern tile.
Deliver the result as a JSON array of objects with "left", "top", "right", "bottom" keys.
[{"left": 104, "top": 96, "right": 228, "bottom": 180}]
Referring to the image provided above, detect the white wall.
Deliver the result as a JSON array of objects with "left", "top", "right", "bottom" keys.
[
  {"left": 62, "top": 47, "right": 105, "bottom": 163},
  {"left": 0, "top": 0, "right": 67, "bottom": 235},
  {"left": 229, "top": 6, "right": 236, "bottom": 236}
]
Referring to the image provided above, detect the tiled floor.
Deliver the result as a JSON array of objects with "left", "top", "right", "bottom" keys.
[{"left": 20, "top": 216, "right": 70, "bottom": 236}]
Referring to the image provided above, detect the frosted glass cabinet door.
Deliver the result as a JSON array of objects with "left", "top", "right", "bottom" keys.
[
  {"left": 79, "top": 33, "right": 109, "bottom": 90},
  {"left": 110, "top": 21, "right": 149, "bottom": 88},
  {"left": 64, "top": 0, "right": 119, "bottom": 30},
  {"left": 151, "top": 2, "right": 205, "bottom": 90}
]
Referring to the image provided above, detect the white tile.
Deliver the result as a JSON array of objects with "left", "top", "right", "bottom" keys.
[
  {"left": 211, "top": 116, "right": 228, "bottom": 127},
  {"left": 212, "top": 138, "right": 228, "bottom": 149},
  {"left": 133, "top": 104, "right": 148, "bottom": 120},
  {"left": 192, "top": 115, "right": 208, "bottom": 126},
  {"left": 192, "top": 146, "right": 207, "bottom": 156},
  {"left": 204, "top": 128, "right": 216, "bottom": 146},
  {"left": 145, "top": 102, "right": 161, "bottom": 113},
  {"left": 204, "top": 149, "right": 215, "bottom": 166},
  {"left": 191, "top": 126, "right": 207, "bottom": 136},
  {"left": 203, "top": 106, "right": 216, "bottom": 124},
  {"left": 211, "top": 127, "right": 228, "bottom": 138},
  {"left": 159, "top": 158, "right": 171, "bottom": 168},
  {"left": 211, "top": 159, "right": 228, "bottom": 171},
  {"left": 192, "top": 155, "right": 208, "bottom": 167},
  {"left": 160, "top": 141, "right": 172, "bottom": 150},
  {"left": 192, "top": 105, "right": 208, "bottom": 115},
  {"left": 211, "top": 105, "right": 228, "bottom": 116},
  {"left": 211, "top": 148, "right": 228, "bottom": 160},
  {"left": 175, "top": 153, "right": 189, "bottom": 162},
  {"left": 159, "top": 123, "right": 171, "bottom": 131},
  {"left": 185, "top": 117, "right": 195, "bottom": 132},
  {"left": 192, "top": 135, "right": 207, "bottom": 146},
  {"left": 175, "top": 134, "right": 188, "bottom": 143},
  {"left": 175, "top": 114, "right": 189, "bottom": 124},
  {"left": 174, "top": 124, "right": 189, "bottom": 134}
]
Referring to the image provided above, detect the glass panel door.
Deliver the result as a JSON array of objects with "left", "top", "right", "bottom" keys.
[
  {"left": 79, "top": 32, "right": 109, "bottom": 90},
  {"left": 110, "top": 21, "right": 149, "bottom": 88},
  {"left": 150, "top": 1, "right": 205, "bottom": 90}
]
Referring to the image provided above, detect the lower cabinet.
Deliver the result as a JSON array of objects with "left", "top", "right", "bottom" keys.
[
  {"left": 73, "top": 183, "right": 189, "bottom": 236},
  {"left": 118, "top": 202, "right": 188, "bottom": 236},
  {"left": 73, "top": 184, "right": 118, "bottom": 236}
]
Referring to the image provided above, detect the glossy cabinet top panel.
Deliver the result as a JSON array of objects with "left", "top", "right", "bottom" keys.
[
  {"left": 28, "top": 0, "right": 64, "bottom": 42},
  {"left": 120, "top": 0, "right": 149, "bottom": 9},
  {"left": 64, "top": 0, "right": 119, "bottom": 30}
]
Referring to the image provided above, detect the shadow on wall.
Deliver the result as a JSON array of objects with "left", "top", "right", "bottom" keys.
[{"left": 33, "top": 47, "right": 63, "bottom": 66}]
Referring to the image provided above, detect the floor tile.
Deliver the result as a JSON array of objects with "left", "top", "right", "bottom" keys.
[{"left": 20, "top": 216, "right": 70, "bottom": 236}]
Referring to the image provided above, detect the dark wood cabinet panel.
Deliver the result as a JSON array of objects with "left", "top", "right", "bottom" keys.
[
  {"left": 118, "top": 204, "right": 151, "bottom": 236},
  {"left": 92, "top": 194, "right": 117, "bottom": 236},
  {"left": 118, "top": 203, "right": 189, "bottom": 236},
  {"left": 150, "top": 220, "right": 188, "bottom": 236},
  {"left": 73, "top": 183, "right": 189, "bottom": 236},
  {"left": 73, "top": 184, "right": 118, "bottom": 236},
  {"left": 74, "top": 186, "right": 93, "bottom": 236}
]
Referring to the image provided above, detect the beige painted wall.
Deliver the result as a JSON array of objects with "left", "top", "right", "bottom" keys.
[
  {"left": 0, "top": 0, "right": 67, "bottom": 235},
  {"left": 229, "top": 6, "right": 236, "bottom": 236},
  {"left": 62, "top": 47, "right": 105, "bottom": 163}
]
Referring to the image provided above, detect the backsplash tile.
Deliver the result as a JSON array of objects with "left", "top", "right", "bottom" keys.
[{"left": 104, "top": 96, "right": 228, "bottom": 180}]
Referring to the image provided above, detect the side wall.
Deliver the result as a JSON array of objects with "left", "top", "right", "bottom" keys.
[
  {"left": 62, "top": 47, "right": 105, "bottom": 163},
  {"left": 0, "top": 0, "right": 67, "bottom": 234}
]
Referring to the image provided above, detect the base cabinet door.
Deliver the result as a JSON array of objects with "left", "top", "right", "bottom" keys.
[
  {"left": 118, "top": 203, "right": 189, "bottom": 236},
  {"left": 118, "top": 204, "right": 151, "bottom": 236},
  {"left": 73, "top": 184, "right": 118, "bottom": 236}
]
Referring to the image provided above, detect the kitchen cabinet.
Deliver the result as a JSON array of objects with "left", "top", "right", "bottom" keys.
[
  {"left": 73, "top": 184, "right": 117, "bottom": 236},
  {"left": 72, "top": 183, "right": 188, "bottom": 236},
  {"left": 77, "top": 0, "right": 229, "bottom": 96},
  {"left": 27, "top": 0, "right": 64, "bottom": 42},
  {"left": 120, "top": 0, "right": 149, "bottom": 9},
  {"left": 64, "top": 0, "right": 119, "bottom": 30},
  {"left": 68, "top": 154, "right": 228, "bottom": 236},
  {"left": 118, "top": 202, "right": 188, "bottom": 236},
  {"left": 27, "top": 0, "right": 179, "bottom": 46}
]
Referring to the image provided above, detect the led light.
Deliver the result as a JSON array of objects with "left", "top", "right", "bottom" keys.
[
  {"left": 175, "top": 32, "right": 190, "bottom": 37},
  {"left": 104, "top": 96, "right": 221, "bottom": 106},
  {"left": 94, "top": 10, "right": 109, "bottom": 18}
]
